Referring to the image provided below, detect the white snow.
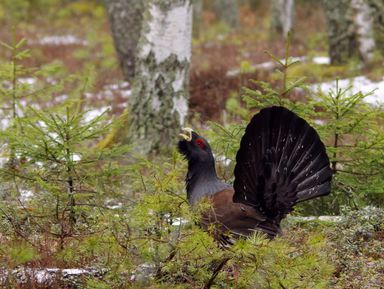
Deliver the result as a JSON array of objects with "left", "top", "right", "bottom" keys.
[
  {"left": 0, "top": 157, "right": 7, "bottom": 167},
  {"left": 106, "top": 202, "right": 123, "bottom": 210},
  {"left": 18, "top": 77, "right": 37, "bottom": 85},
  {"left": 172, "top": 217, "right": 188, "bottom": 226},
  {"left": 37, "top": 35, "right": 87, "bottom": 46},
  {"left": 120, "top": 89, "right": 132, "bottom": 98},
  {"left": 0, "top": 267, "right": 103, "bottom": 285},
  {"left": 84, "top": 82, "right": 131, "bottom": 103},
  {"left": 54, "top": 94, "right": 68, "bottom": 103},
  {"left": 289, "top": 215, "right": 343, "bottom": 222},
  {"left": 142, "top": 2, "right": 192, "bottom": 63},
  {"left": 83, "top": 107, "right": 111, "bottom": 123},
  {"left": 312, "top": 56, "right": 330, "bottom": 65},
  {"left": 226, "top": 56, "right": 329, "bottom": 77},
  {"left": 0, "top": 118, "right": 10, "bottom": 130},
  {"left": 20, "top": 190, "right": 34, "bottom": 202},
  {"left": 216, "top": 155, "right": 232, "bottom": 167},
  {"left": 103, "top": 81, "right": 130, "bottom": 91},
  {"left": 314, "top": 119, "right": 326, "bottom": 126},
  {"left": 311, "top": 76, "right": 384, "bottom": 105},
  {"left": 72, "top": 153, "right": 81, "bottom": 162}
]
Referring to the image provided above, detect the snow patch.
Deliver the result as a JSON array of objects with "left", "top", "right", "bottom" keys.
[
  {"left": 311, "top": 76, "right": 384, "bottom": 105},
  {"left": 312, "top": 56, "right": 330, "bottom": 65},
  {"left": 0, "top": 157, "right": 7, "bottom": 167},
  {"left": 72, "top": 154, "right": 81, "bottom": 162},
  {"left": 37, "top": 35, "right": 87, "bottom": 46},
  {"left": 314, "top": 119, "right": 326, "bottom": 126},
  {"left": 18, "top": 77, "right": 37, "bottom": 85},
  {"left": 226, "top": 56, "right": 330, "bottom": 77},
  {"left": 0, "top": 118, "right": 10, "bottom": 130},
  {"left": 54, "top": 94, "right": 68, "bottom": 103},
  {"left": 0, "top": 267, "right": 105, "bottom": 286},
  {"left": 289, "top": 215, "right": 343, "bottom": 222},
  {"left": 172, "top": 217, "right": 188, "bottom": 226},
  {"left": 217, "top": 155, "right": 231, "bottom": 167},
  {"left": 84, "top": 82, "right": 131, "bottom": 104},
  {"left": 20, "top": 190, "right": 34, "bottom": 203},
  {"left": 83, "top": 107, "right": 111, "bottom": 123}
]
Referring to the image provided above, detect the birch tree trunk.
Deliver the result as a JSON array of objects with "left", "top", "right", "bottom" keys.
[
  {"left": 323, "top": 0, "right": 357, "bottom": 64},
  {"left": 214, "top": 0, "right": 239, "bottom": 28},
  {"left": 270, "top": 0, "right": 295, "bottom": 39},
  {"left": 351, "top": 0, "right": 376, "bottom": 62},
  {"left": 128, "top": 0, "right": 193, "bottom": 153},
  {"left": 323, "top": 0, "right": 376, "bottom": 64},
  {"left": 105, "top": 0, "right": 144, "bottom": 80}
]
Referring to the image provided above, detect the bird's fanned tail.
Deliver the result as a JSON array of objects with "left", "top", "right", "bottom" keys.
[{"left": 233, "top": 106, "right": 332, "bottom": 224}]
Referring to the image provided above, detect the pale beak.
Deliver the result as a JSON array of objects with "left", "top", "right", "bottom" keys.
[{"left": 179, "top": 127, "right": 193, "bottom": 142}]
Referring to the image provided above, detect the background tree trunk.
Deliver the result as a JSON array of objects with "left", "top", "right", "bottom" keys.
[
  {"left": 322, "top": 0, "right": 357, "bottom": 64},
  {"left": 351, "top": 0, "right": 376, "bottom": 62},
  {"left": 239, "top": 0, "right": 261, "bottom": 11},
  {"left": 270, "top": 0, "right": 295, "bottom": 39},
  {"left": 128, "top": 0, "right": 193, "bottom": 153},
  {"left": 214, "top": 0, "right": 239, "bottom": 28},
  {"left": 105, "top": 0, "right": 144, "bottom": 81},
  {"left": 367, "top": 0, "right": 384, "bottom": 55},
  {"left": 323, "top": 0, "right": 376, "bottom": 64},
  {"left": 193, "top": 0, "right": 203, "bottom": 38}
]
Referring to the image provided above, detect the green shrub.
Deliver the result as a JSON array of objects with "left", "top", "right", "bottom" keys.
[{"left": 0, "top": 38, "right": 130, "bottom": 265}]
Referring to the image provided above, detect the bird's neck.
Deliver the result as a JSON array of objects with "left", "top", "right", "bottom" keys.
[{"left": 186, "top": 158, "right": 228, "bottom": 205}]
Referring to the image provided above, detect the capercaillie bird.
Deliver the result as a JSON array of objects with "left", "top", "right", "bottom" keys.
[{"left": 178, "top": 106, "right": 332, "bottom": 246}]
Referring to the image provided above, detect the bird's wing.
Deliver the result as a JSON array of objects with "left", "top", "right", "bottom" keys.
[
  {"left": 233, "top": 106, "right": 332, "bottom": 222},
  {"left": 201, "top": 189, "right": 282, "bottom": 246}
]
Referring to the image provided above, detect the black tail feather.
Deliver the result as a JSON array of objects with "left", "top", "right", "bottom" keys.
[{"left": 233, "top": 106, "right": 332, "bottom": 222}]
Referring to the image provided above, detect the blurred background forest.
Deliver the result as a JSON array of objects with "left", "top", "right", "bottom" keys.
[{"left": 0, "top": 0, "right": 384, "bottom": 288}]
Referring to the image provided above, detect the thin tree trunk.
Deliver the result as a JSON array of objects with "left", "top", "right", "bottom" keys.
[
  {"left": 270, "top": 0, "right": 295, "bottom": 39},
  {"left": 193, "top": 0, "right": 203, "bottom": 38},
  {"left": 214, "top": 0, "right": 239, "bottom": 28},
  {"left": 367, "top": 0, "right": 384, "bottom": 55},
  {"left": 105, "top": 0, "right": 144, "bottom": 81},
  {"left": 239, "top": 0, "right": 261, "bottom": 11},
  {"left": 128, "top": 0, "right": 193, "bottom": 153},
  {"left": 323, "top": 0, "right": 357, "bottom": 64}
]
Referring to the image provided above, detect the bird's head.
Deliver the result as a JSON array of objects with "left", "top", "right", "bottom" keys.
[{"left": 178, "top": 128, "right": 214, "bottom": 163}]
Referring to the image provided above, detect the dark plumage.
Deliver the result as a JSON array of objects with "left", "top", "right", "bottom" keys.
[{"left": 178, "top": 106, "right": 332, "bottom": 245}]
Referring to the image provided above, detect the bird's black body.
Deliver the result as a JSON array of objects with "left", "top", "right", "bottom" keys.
[{"left": 178, "top": 106, "right": 332, "bottom": 243}]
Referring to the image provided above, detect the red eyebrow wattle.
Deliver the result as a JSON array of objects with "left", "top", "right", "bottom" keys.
[{"left": 196, "top": 138, "right": 205, "bottom": 149}]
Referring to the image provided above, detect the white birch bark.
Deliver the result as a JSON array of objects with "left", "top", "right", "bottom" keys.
[
  {"left": 129, "top": 0, "right": 192, "bottom": 153},
  {"left": 270, "top": 0, "right": 295, "bottom": 38},
  {"left": 351, "top": 0, "right": 376, "bottom": 62}
]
